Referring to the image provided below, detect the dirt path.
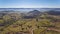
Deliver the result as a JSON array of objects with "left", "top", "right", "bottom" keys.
[{"left": 47, "top": 27, "right": 60, "bottom": 32}]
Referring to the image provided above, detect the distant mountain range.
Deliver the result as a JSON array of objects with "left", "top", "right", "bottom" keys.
[
  {"left": 0, "top": 8, "right": 60, "bottom": 19},
  {"left": 0, "top": 8, "right": 60, "bottom": 12},
  {"left": 0, "top": 8, "right": 60, "bottom": 15}
]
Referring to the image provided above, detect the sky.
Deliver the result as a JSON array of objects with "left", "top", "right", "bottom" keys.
[{"left": 0, "top": 0, "right": 60, "bottom": 8}]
